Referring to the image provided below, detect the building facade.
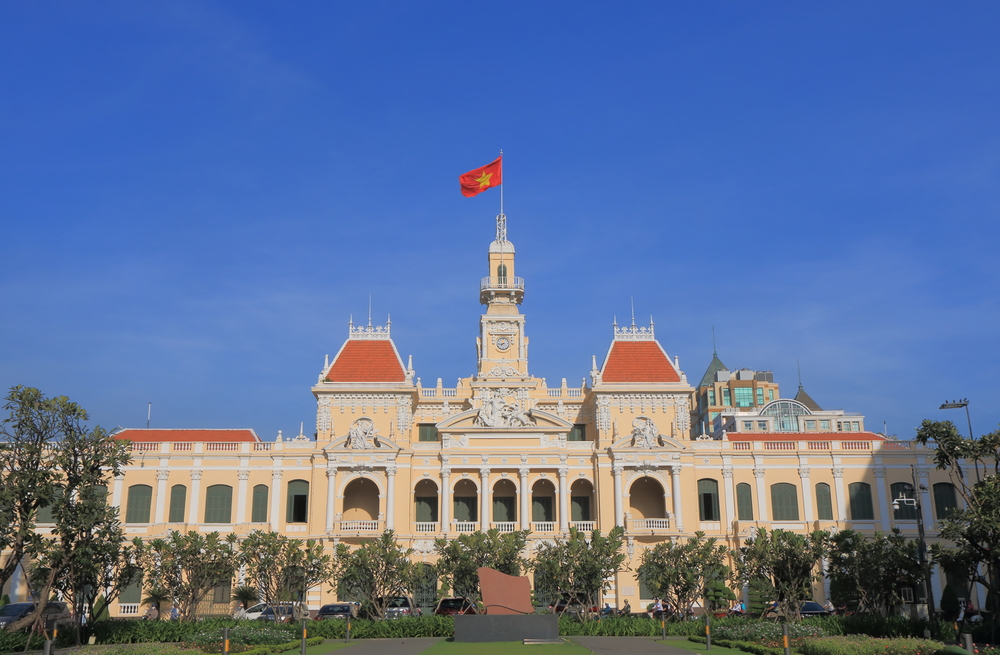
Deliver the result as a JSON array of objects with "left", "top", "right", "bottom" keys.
[{"left": 2, "top": 215, "right": 966, "bottom": 616}]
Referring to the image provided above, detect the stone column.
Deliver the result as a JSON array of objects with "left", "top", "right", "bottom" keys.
[
  {"left": 386, "top": 466, "right": 396, "bottom": 531},
  {"left": 799, "top": 467, "right": 814, "bottom": 522},
  {"left": 832, "top": 467, "right": 847, "bottom": 521},
  {"left": 874, "top": 467, "right": 890, "bottom": 530},
  {"left": 440, "top": 468, "right": 452, "bottom": 532},
  {"left": 480, "top": 468, "right": 491, "bottom": 531},
  {"left": 270, "top": 470, "right": 283, "bottom": 530},
  {"left": 753, "top": 468, "right": 769, "bottom": 522},
  {"left": 613, "top": 465, "right": 624, "bottom": 528},
  {"left": 558, "top": 468, "right": 570, "bottom": 533},
  {"left": 154, "top": 470, "right": 169, "bottom": 524},
  {"left": 722, "top": 468, "right": 735, "bottom": 525},
  {"left": 519, "top": 468, "right": 530, "bottom": 531},
  {"left": 111, "top": 473, "right": 125, "bottom": 509},
  {"left": 325, "top": 467, "right": 337, "bottom": 533},
  {"left": 670, "top": 465, "right": 684, "bottom": 532},
  {"left": 189, "top": 470, "right": 203, "bottom": 524},
  {"left": 235, "top": 470, "right": 250, "bottom": 524}
]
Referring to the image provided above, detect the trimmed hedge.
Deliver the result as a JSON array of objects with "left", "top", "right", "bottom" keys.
[
  {"left": 237, "top": 636, "right": 325, "bottom": 655},
  {"left": 797, "top": 635, "right": 942, "bottom": 655},
  {"left": 689, "top": 635, "right": 784, "bottom": 655}
]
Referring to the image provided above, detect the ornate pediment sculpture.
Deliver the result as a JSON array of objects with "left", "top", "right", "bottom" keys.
[
  {"left": 631, "top": 416, "right": 662, "bottom": 448},
  {"left": 474, "top": 388, "right": 535, "bottom": 428},
  {"left": 347, "top": 418, "right": 377, "bottom": 449}
]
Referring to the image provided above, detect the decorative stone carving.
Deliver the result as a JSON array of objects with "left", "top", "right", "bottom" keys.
[
  {"left": 317, "top": 396, "right": 331, "bottom": 433},
  {"left": 190, "top": 470, "right": 203, "bottom": 480},
  {"left": 442, "top": 434, "right": 468, "bottom": 448},
  {"left": 237, "top": 470, "right": 250, "bottom": 480},
  {"left": 518, "top": 467, "right": 530, "bottom": 477},
  {"left": 326, "top": 467, "right": 337, "bottom": 478},
  {"left": 832, "top": 467, "right": 844, "bottom": 478},
  {"left": 753, "top": 468, "right": 765, "bottom": 479},
  {"left": 272, "top": 470, "right": 283, "bottom": 480},
  {"left": 798, "top": 468, "right": 811, "bottom": 478},
  {"left": 721, "top": 468, "right": 734, "bottom": 479},
  {"left": 475, "top": 388, "right": 535, "bottom": 427},
  {"left": 412, "top": 540, "right": 435, "bottom": 555},
  {"left": 396, "top": 396, "right": 412, "bottom": 433},
  {"left": 631, "top": 417, "right": 662, "bottom": 448},
  {"left": 873, "top": 467, "right": 886, "bottom": 478},
  {"left": 156, "top": 470, "right": 170, "bottom": 481},
  {"left": 597, "top": 397, "right": 611, "bottom": 431},
  {"left": 347, "top": 418, "right": 377, "bottom": 449}
]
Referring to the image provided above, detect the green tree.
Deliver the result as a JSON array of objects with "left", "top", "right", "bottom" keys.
[
  {"left": 331, "top": 530, "right": 417, "bottom": 619},
  {"left": 826, "top": 529, "right": 924, "bottom": 616},
  {"left": 734, "top": 527, "right": 828, "bottom": 620},
  {"left": 4, "top": 390, "right": 131, "bottom": 636},
  {"left": 636, "top": 531, "right": 729, "bottom": 618},
  {"left": 433, "top": 529, "right": 530, "bottom": 602},
  {"left": 531, "top": 527, "right": 626, "bottom": 618},
  {"left": 134, "top": 530, "right": 239, "bottom": 621},
  {"left": 239, "top": 530, "right": 332, "bottom": 604}
]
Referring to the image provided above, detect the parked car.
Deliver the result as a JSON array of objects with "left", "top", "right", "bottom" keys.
[
  {"left": 257, "top": 603, "right": 310, "bottom": 623},
  {"left": 765, "top": 601, "right": 831, "bottom": 619},
  {"left": 378, "top": 596, "right": 421, "bottom": 619},
  {"left": 235, "top": 602, "right": 268, "bottom": 620},
  {"left": 549, "top": 594, "right": 598, "bottom": 617},
  {"left": 315, "top": 603, "right": 358, "bottom": 620},
  {"left": 0, "top": 602, "right": 73, "bottom": 630},
  {"left": 433, "top": 597, "right": 477, "bottom": 616}
]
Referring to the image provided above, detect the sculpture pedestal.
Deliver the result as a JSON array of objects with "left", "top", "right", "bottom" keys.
[{"left": 453, "top": 614, "right": 558, "bottom": 643}]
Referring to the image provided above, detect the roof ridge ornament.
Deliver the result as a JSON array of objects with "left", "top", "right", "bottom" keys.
[
  {"left": 348, "top": 316, "right": 392, "bottom": 340},
  {"left": 613, "top": 318, "right": 656, "bottom": 341}
]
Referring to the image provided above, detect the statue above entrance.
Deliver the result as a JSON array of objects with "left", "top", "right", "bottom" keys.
[
  {"left": 631, "top": 416, "right": 663, "bottom": 448},
  {"left": 474, "top": 388, "right": 535, "bottom": 428},
  {"left": 347, "top": 418, "right": 377, "bottom": 449}
]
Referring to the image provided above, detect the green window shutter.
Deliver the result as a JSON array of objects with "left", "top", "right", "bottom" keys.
[
  {"left": 891, "top": 483, "right": 918, "bottom": 520},
  {"left": 415, "top": 497, "right": 437, "bottom": 522},
  {"left": 36, "top": 486, "right": 63, "bottom": 524},
  {"left": 770, "top": 483, "right": 799, "bottom": 521},
  {"left": 168, "top": 485, "right": 187, "bottom": 523},
  {"left": 453, "top": 496, "right": 476, "bottom": 522},
  {"left": 567, "top": 424, "right": 586, "bottom": 441},
  {"left": 736, "top": 483, "right": 753, "bottom": 520},
  {"left": 204, "top": 485, "right": 233, "bottom": 523},
  {"left": 531, "top": 496, "right": 552, "bottom": 522},
  {"left": 815, "top": 483, "right": 833, "bottom": 520},
  {"left": 120, "top": 575, "right": 143, "bottom": 604},
  {"left": 125, "top": 485, "right": 152, "bottom": 524},
  {"left": 934, "top": 483, "right": 958, "bottom": 519},
  {"left": 848, "top": 483, "right": 874, "bottom": 520},
  {"left": 494, "top": 497, "right": 516, "bottom": 522},
  {"left": 418, "top": 424, "right": 438, "bottom": 442},
  {"left": 571, "top": 496, "right": 590, "bottom": 521},
  {"left": 251, "top": 484, "right": 269, "bottom": 522},
  {"left": 697, "top": 479, "right": 720, "bottom": 521},
  {"left": 286, "top": 480, "right": 309, "bottom": 523}
]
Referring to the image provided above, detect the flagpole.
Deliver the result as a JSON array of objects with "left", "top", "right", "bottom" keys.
[{"left": 499, "top": 149, "right": 504, "bottom": 218}]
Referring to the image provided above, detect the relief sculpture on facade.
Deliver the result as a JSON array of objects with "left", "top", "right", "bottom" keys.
[
  {"left": 631, "top": 416, "right": 662, "bottom": 448},
  {"left": 474, "top": 388, "right": 535, "bottom": 428},
  {"left": 347, "top": 417, "right": 377, "bottom": 449}
]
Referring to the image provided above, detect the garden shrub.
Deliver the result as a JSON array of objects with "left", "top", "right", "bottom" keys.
[
  {"left": 712, "top": 616, "right": 827, "bottom": 645},
  {"left": 797, "top": 635, "right": 942, "bottom": 655},
  {"left": 182, "top": 624, "right": 298, "bottom": 652},
  {"left": 559, "top": 615, "right": 705, "bottom": 637},
  {"left": 690, "top": 635, "right": 784, "bottom": 655},
  {"left": 91, "top": 617, "right": 243, "bottom": 644}
]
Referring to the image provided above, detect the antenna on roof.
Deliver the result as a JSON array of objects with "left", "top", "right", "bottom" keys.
[
  {"left": 146, "top": 402, "right": 151, "bottom": 429},
  {"left": 630, "top": 296, "right": 635, "bottom": 327},
  {"left": 368, "top": 295, "right": 372, "bottom": 327},
  {"left": 797, "top": 358, "right": 803, "bottom": 388},
  {"left": 712, "top": 326, "right": 717, "bottom": 356}
]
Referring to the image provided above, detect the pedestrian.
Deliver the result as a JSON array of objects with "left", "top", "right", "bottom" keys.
[
  {"left": 653, "top": 597, "right": 664, "bottom": 619},
  {"left": 622, "top": 599, "right": 631, "bottom": 616},
  {"left": 142, "top": 604, "right": 158, "bottom": 621}
]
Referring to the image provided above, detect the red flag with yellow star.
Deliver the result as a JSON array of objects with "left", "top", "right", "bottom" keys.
[{"left": 459, "top": 156, "right": 502, "bottom": 197}]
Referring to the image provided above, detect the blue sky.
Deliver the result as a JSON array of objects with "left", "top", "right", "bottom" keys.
[{"left": 2, "top": 2, "right": 997, "bottom": 441}]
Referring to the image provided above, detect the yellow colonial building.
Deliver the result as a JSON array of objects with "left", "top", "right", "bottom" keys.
[{"left": 3, "top": 214, "right": 965, "bottom": 616}]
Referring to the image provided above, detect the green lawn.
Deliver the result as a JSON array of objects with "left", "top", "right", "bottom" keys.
[
  {"left": 421, "top": 640, "right": 589, "bottom": 655},
  {"left": 309, "top": 641, "right": 355, "bottom": 655},
  {"left": 656, "top": 638, "right": 747, "bottom": 655}
]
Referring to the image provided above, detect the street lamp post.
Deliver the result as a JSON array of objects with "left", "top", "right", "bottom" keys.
[
  {"left": 940, "top": 399, "right": 978, "bottom": 481},
  {"left": 893, "top": 467, "right": 936, "bottom": 624}
]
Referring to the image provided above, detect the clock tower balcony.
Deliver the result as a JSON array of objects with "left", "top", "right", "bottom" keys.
[{"left": 480, "top": 276, "right": 524, "bottom": 305}]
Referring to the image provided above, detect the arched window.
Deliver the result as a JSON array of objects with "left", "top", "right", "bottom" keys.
[
  {"left": 770, "top": 483, "right": 799, "bottom": 521},
  {"left": 848, "top": 482, "right": 874, "bottom": 520},
  {"left": 168, "top": 484, "right": 187, "bottom": 523},
  {"left": 497, "top": 263, "right": 508, "bottom": 282},
  {"left": 125, "top": 484, "right": 153, "bottom": 524},
  {"left": 759, "top": 400, "right": 811, "bottom": 432},
  {"left": 891, "top": 482, "right": 918, "bottom": 520},
  {"left": 251, "top": 484, "right": 269, "bottom": 523},
  {"left": 286, "top": 480, "right": 309, "bottom": 523},
  {"left": 414, "top": 480, "right": 439, "bottom": 523},
  {"left": 204, "top": 485, "right": 233, "bottom": 524},
  {"left": 815, "top": 483, "right": 833, "bottom": 520},
  {"left": 698, "top": 479, "right": 720, "bottom": 521},
  {"left": 36, "top": 486, "right": 64, "bottom": 524},
  {"left": 736, "top": 483, "right": 753, "bottom": 521},
  {"left": 453, "top": 479, "right": 477, "bottom": 522},
  {"left": 934, "top": 483, "right": 958, "bottom": 520}
]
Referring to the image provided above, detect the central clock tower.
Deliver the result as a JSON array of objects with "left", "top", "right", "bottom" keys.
[{"left": 476, "top": 213, "right": 529, "bottom": 380}]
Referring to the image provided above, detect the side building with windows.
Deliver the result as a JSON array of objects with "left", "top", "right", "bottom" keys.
[{"left": 0, "top": 214, "right": 969, "bottom": 616}]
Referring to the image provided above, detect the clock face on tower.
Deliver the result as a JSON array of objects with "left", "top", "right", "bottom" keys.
[{"left": 495, "top": 336, "right": 511, "bottom": 352}]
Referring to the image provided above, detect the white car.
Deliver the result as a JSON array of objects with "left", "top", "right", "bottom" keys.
[{"left": 236, "top": 602, "right": 268, "bottom": 620}]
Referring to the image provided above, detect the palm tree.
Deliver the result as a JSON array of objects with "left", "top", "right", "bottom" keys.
[
  {"left": 232, "top": 586, "right": 259, "bottom": 617},
  {"left": 141, "top": 588, "right": 170, "bottom": 620}
]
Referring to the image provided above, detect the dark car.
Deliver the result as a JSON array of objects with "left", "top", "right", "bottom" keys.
[
  {"left": 315, "top": 603, "right": 358, "bottom": 620},
  {"left": 433, "top": 597, "right": 477, "bottom": 616},
  {"left": 765, "top": 601, "right": 831, "bottom": 619},
  {"left": 0, "top": 602, "right": 73, "bottom": 630}
]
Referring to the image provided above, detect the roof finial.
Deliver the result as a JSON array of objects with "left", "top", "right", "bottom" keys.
[
  {"left": 712, "top": 325, "right": 717, "bottom": 356},
  {"left": 630, "top": 296, "right": 635, "bottom": 327},
  {"left": 368, "top": 295, "right": 372, "bottom": 327},
  {"left": 797, "top": 358, "right": 803, "bottom": 388}
]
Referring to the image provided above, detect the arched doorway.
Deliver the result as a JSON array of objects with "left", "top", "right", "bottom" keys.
[
  {"left": 570, "top": 478, "right": 595, "bottom": 528},
  {"left": 342, "top": 477, "right": 380, "bottom": 530},
  {"left": 414, "top": 479, "right": 439, "bottom": 531},
  {"left": 629, "top": 477, "right": 667, "bottom": 529}
]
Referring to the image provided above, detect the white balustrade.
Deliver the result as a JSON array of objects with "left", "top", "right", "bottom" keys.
[
  {"left": 531, "top": 521, "right": 556, "bottom": 532},
  {"left": 414, "top": 522, "right": 439, "bottom": 533},
  {"left": 454, "top": 521, "right": 478, "bottom": 533},
  {"left": 570, "top": 521, "right": 596, "bottom": 531}
]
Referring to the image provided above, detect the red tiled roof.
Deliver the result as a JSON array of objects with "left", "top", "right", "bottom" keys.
[
  {"left": 727, "top": 432, "right": 885, "bottom": 441},
  {"left": 114, "top": 429, "right": 259, "bottom": 442},
  {"left": 601, "top": 341, "right": 680, "bottom": 383},
  {"left": 326, "top": 340, "right": 406, "bottom": 383}
]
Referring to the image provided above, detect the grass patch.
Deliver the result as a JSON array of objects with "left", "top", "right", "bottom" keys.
[
  {"left": 423, "top": 640, "right": 589, "bottom": 655},
  {"left": 660, "top": 639, "right": 751, "bottom": 655}
]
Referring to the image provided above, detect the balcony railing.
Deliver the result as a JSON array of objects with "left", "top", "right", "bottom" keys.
[
  {"left": 454, "top": 521, "right": 478, "bottom": 533},
  {"left": 570, "top": 521, "right": 596, "bottom": 531},
  {"left": 492, "top": 522, "right": 518, "bottom": 533},
  {"left": 531, "top": 521, "right": 556, "bottom": 532},
  {"left": 340, "top": 520, "right": 380, "bottom": 532},
  {"left": 119, "top": 603, "right": 140, "bottom": 616},
  {"left": 414, "top": 522, "right": 439, "bottom": 533},
  {"left": 480, "top": 276, "right": 524, "bottom": 291},
  {"left": 630, "top": 518, "right": 670, "bottom": 531}
]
